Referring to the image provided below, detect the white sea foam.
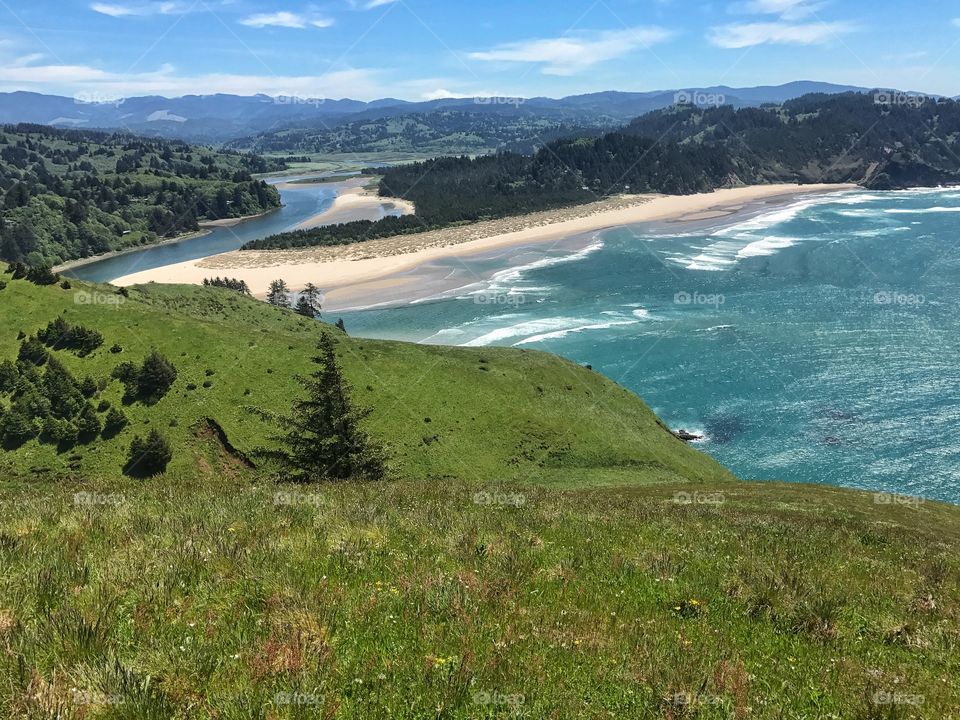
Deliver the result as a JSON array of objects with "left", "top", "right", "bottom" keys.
[
  {"left": 834, "top": 209, "right": 878, "bottom": 218},
  {"left": 696, "top": 325, "right": 735, "bottom": 332},
  {"left": 461, "top": 317, "right": 588, "bottom": 347},
  {"left": 851, "top": 227, "right": 910, "bottom": 238},
  {"left": 711, "top": 195, "right": 829, "bottom": 237},
  {"left": 884, "top": 207, "right": 960, "bottom": 214},
  {"left": 483, "top": 237, "right": 604, "bottom": 291},
  {"left": 737, "top": 235, "right": 798, "bottom": 258},
  {"left": 515, "top": 318, "right": 639, "bottom": 345}
]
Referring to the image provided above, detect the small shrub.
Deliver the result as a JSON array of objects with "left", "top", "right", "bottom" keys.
[
  {"left": 76, "top": 404, "right": 102, "bottom": 442},
  {"left": 25, "top": 265, "right": 59, "bottom": 286},
  {"left": 102, "top": 407, "right": 128, "bottom": 438}
]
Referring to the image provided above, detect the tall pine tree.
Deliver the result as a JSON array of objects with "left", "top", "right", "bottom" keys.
[
  {"left": 267, "top": 279, "right": 291, "bottom": 308},
  {"left": 254, "top": 333, "right": 386, "bottom": 482},
  {"left": 294, "top": 283, "right": 322, "bottom": 318}
]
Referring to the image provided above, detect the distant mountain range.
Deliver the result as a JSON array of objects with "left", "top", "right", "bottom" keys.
[{"left": 0, "top": 82, "right": 889, "bottom": 144}]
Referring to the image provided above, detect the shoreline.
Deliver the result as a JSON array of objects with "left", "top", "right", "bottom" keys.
[
  {"left": 294, "top": 179, "right": 416, "bottom": 229},
  {"left": 53, "top": 207, "right": 282, "bottom": 274},
  {"left": 111, "top": 183, "right": 858, "bottom": 302},
  {"left": 53, "top": 229, "right": 212, "bottom": 273}
]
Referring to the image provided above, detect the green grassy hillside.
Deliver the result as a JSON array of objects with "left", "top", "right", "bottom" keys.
[
  {"left": 2, "top": 269, "right": 959, "bottom": 718},
  {"left": 0, "top": 271, "right": 730, "bottom": 486}
]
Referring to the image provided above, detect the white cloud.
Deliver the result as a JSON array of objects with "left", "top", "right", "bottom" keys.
[
  {"left": 365, "top": 0, "right": 399, "bottom": 7},
  {"left": 953, "top": 18, "right": 960, "bottom": 28},
  {"left": 90, "top": 1, "right": 190, "bottom": 17},
  {"left": 422, "top": 88, "right": 461, "bottom": 100},
  {"left": 732, "top": 0, "right": 822, "bottom": 20},
  {"left": 239, "top": 11, "right": 333, "bottom": 29},
  {"left": 0, "top": 59, "right": 396, "bottom": 99},
  {"left": 709, "top": 20, "right": 853, "bottom": 48},
  {"left": 469, "top": 27, "right": 673, "bottom": 76}
]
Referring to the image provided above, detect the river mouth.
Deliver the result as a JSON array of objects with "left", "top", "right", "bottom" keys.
[{"left": 64, "top": 174, "right": 345, "bottom": 284}]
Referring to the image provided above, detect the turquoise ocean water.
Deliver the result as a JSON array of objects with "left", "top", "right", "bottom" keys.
[{"left": 338, "top": 188, "right": 960, "bottom": 502}]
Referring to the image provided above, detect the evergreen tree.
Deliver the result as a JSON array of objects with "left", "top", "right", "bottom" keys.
[
  {"left": 76, "top": 403, "right": 102, "bottom": 442},
  {"left": 103, "top": 406, "right": 128, "bottom": 438},
  {"left": 137, "top": 350, "right": 177, "bottom": 402},
  {"left": 267, "top": 279, "right": 291, "bottom": 308},
  {"left": 124, "top": 429, "right": 173, "bottom": 477},
  {"left": 294, "top": 296, "right": 314, "bottom": 317},
  {"left": 43, "top": 416, "right": 78, "bottom": 447},
  {"left": 114, "top": 351, "right": 177, "bottom": 403},
  {"left": 297, "top": 283, "right": 323, "bottom": 317},
  {"left": 253, "top": 333, "right": 386, "bottom": 482},
  {"left": 0, "top": 360, "right": 18, "bottom": 394},
  {"left": 1, "top": 409, "right": 35, "bottom": 448}
]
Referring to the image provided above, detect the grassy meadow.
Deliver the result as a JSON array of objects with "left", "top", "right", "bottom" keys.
[{"left": 0, "top": 271, "right": 958, "bottom": 718}]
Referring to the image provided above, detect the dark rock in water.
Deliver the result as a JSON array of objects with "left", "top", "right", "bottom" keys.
[
  {"left": 703, "top": 413, "right": 748, "bottom": 445},
  {"left": 674, "top": 429, "right": 703, "bottom": 442},
  {"left": 820, "top": 408, "right": 856, "bottom": 422},
  {"left": 823, "top": 436, "right": 843, "bottom": 446}
]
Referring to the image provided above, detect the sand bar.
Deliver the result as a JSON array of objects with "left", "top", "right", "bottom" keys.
[
  {"left": 295, "top": 182, "right": 416, "bottom": 229},
  {"left": 112, "top": 183, "right": 858, "bottom": 302}
]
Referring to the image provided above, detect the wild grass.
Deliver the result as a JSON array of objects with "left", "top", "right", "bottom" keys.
[
  {"left": 1, "top": 273, "right": 957, "bottom": 717},
  {"left": 1, "top": 475, "right": 958, "bottom": 718}
]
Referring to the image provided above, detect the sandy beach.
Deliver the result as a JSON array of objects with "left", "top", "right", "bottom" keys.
[
  {"left": 112, "top": 183, "right": 857, "bottom": 305},
  {"left": 295, "top": 180, "right": 416, "bottom": 229}
]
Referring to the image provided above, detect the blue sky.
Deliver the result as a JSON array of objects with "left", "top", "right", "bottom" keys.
[{"left": 0, "top": 0, "right": 957, "bottom": 100}]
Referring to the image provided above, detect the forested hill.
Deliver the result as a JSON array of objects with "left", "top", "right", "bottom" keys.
[
  {"left": 228, "top": 109, "right": 607, "bottom": 156},
  {"left": 244, "top": 91, "right": 960, "bottom": 252},
  {"left": 624, "top": 92, "right": 960, "bottom": 190},
  {"left": 0, "top": 124, "right": 285, "bottom": 266}
]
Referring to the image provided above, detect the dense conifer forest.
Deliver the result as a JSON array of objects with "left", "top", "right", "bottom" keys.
[
  {"left": 0, "top": 125, "right": 284, "bottom": 265},
  {"left": 247, "top": 92, "right": 960, "bottom": 252}
]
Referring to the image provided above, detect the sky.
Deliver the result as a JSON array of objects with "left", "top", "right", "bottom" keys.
[{"left": 0, "top": 0, "right": 957, "bottom": 101}]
